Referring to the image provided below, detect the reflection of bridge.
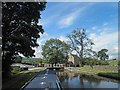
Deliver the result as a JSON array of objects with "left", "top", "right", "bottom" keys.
[{"left": 47, "top": 67, "right": 64, "bottom": 70}]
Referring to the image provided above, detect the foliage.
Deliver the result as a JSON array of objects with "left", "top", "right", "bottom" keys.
[
  {"left": 98, "top": 49, "right": 109, "bottom": 60},
  {"left": 34, "top": 58, "right": 41, "bottom": 64},
  {"left": 83, "top": 58, "right": 109, "bottom": 67},
  {"left": 21, "top": 58, "right": 42, "bottom": 65},
  {"left": 42, "top": 58, "right": 49, "bottom": 64},
  {"left": 2, "top": 2, "right": 46, "bottom": 78},
  {"left": 68, "top": 28, "right": 94, "bottom": 66},
  {"left": 13, "top": 56, "right": 22, "bottom": 63},
  {"left": 42, "top": 38, "right": 70, "bottom": 66}
]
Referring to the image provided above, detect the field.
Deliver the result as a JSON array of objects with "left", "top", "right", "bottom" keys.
[
  {"left": 76, "top": 65, "right": 118, "bottom": 74},
  {"left": 75, "top": 60, "right": 119, "bottom": 80},
  {"left": 108, "top": 60, "right": 118, "bottom": 66}
]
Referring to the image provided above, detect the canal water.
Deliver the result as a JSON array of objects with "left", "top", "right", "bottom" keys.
[{"left": 56, "top": 70, "right": 120, "bottom": 88}]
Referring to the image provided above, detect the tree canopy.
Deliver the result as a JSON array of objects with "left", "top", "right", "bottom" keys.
[
  {"left": 42, "top": 38, "right": 70, "bottom": 66},
  {"left": 68, "top": 28, "right": 94, "bottom": 58},
  {"left": 2, "top": 2, "right": 46, "bottom": 77},
  {"left": 67, "top": 28, "right": 94, "bottom": 66},
  {"left": 98, "top": 49, "right": 109, "bottom": 60}
]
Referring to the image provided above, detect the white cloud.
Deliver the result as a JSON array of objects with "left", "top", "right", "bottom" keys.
[
  {"left": 34, "top": 32, "right": 53, "bottom": 58},
  {"left": 58, "top": 36, "right": 69, "bottom": 42},
  {"left": 91, "top": 26, "right": 97, "bottom": 30},
  {"left": 38, "top": 15, "right": 58, "bottom": 26},
  {"left": 89, "top": 31, "right": 118, "bottom": 59},
  {"left": 58, "top": 8, "right": 85, "bottom": 28},
  {"left": 103, "top": 22, "right": 108, "bottom": 26},
  {"left": 34, "top": 47, "right": 43, "bottom": 58},
  {"left": 58, "top": 3, "right": 95, "bottom": 28},
  {"left": 58, "top": 14, "right": 77, "bottom": 28}
]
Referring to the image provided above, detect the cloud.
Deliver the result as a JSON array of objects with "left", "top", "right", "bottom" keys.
[
  {"left": 34, "top": 47, "right": 43, "bottom": 58},
  {"left": 58, "top": 8, "right": 85, "bottom": 28},
  {"left": 38, "top": 15, "right": 58, "bottom": 26},
  {"left": 58, "top": 36, "right": 69, "bottom": 42},
  {"left": 91, "top": 26, "right": 97, "bottom": 30},
  {"left": 103, "top": 22, "right": 108, "bottom": 26},
  {"left": 58, "top": 3, "right": 95, "bottom": 28},
  {"left": 58, "top": 14, "right": 77, "bottom": 28},
  {"left": 38, "top": 3, "right": 82, "bottom": 27},
  {"left": 89, "top": 31, "right": 118, "bottom": 59},
  {"left": 34, "top": 32, "right": 53, "bottom": 58}
]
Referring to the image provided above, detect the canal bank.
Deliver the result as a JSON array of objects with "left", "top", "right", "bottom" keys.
[
  {"left": 56, "top": 69, "right": 120, "bottom": 89},
  {"left": 65, "top": 66, "right": 119, "bottom": 80}
]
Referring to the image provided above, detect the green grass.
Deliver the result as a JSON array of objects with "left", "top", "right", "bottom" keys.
[
  {"left": 108, "top": 60, "right": 118, "bottom": 66},
  {"left": 3, "top": 68, "right": 45, "bottom": 89},
  {"left": 76, "top": 65, "right": 118, "bottom": 75},
  {"left": 98, "top": 72, "right": 120, "bottom": 80},
  {"left": 75, "top": 65, "right": 119, "bottom": 80}
]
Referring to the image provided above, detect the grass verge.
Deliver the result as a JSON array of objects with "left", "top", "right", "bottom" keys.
[
  {"left": 98, "top": 72, "right": 120, "bottom": 80},
  {"left": 75, "top": 65, "right": 119, "bottom": 80},
  {"left": 2, "top": 68, "right": 45, "bottom": 90}
]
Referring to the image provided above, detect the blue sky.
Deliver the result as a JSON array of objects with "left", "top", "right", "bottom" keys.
[{"left": 34, "top": 2, "right": 118, "bottom": 59}]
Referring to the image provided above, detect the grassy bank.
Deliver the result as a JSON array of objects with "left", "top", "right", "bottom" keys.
[
  {"left": 98, "top": 72, "right": 120, "bottom": 80},
  {"left": 3, "top": 68, "right": 45, "bottom": 90},
  {"left": 75, "top": 65, "right": 119, "bottom": 80}
]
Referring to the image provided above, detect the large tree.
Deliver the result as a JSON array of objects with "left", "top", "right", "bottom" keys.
[
  {"left": 98, "top": 49, "right": 109, "bottom": 60},
  {"left": 68, "top": 28, "right": 94, "bottom": 66},
  {"left": 2, "top": 2, "right": 46, "bottom": 77},
  {"left": 42, "top": 39, "right": 70, "bottom": 67}
]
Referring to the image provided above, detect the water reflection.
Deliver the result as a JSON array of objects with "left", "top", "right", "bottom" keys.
[{"left": 57, "top": 70, "right": 119, "bottom": 88}]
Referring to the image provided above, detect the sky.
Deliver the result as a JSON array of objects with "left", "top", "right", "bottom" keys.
[{"left": 34, "top": 2, "right": 118, "bottom": 59}]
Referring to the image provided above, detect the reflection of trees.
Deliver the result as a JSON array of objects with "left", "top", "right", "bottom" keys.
[
  {"left": 57, "top": 71, "right": 70, "bottom": 88},
  {"left": 57, "top": 71, "right": 69, "bottom": 82},
  {"left": 80, "top": 76, "right": 84, "bottom": 88},
  {"left": 57, "top": 71, "right": 103, "bottom": 88},
  {"left": 80, "top": 74, "right": 101, "bottom": 87}
]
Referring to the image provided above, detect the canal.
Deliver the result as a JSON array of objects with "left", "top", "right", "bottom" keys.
[{"left": 56, "top": 70, "right": 120, "bottom": 88}]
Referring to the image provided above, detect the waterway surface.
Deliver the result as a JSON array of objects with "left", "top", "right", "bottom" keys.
[{"left": 56, "top": 70, "right": 120, "bottom": 89}]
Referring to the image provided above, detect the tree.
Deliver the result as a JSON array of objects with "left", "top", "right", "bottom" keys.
[
  {"left": 13, "top": 56, "right": 22, "bottom": 63},
  {"left": 98, "top": 49, "right": 109, "bottom": 60},
  {"left": 67, "top": 28, "right": 94, "bottom": 66},
  {"left": 2, "top": 2, "right": 46, "bottom": 78},
  {"left": 42, "top": 38, "right": 70, "bottom": 67}
]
